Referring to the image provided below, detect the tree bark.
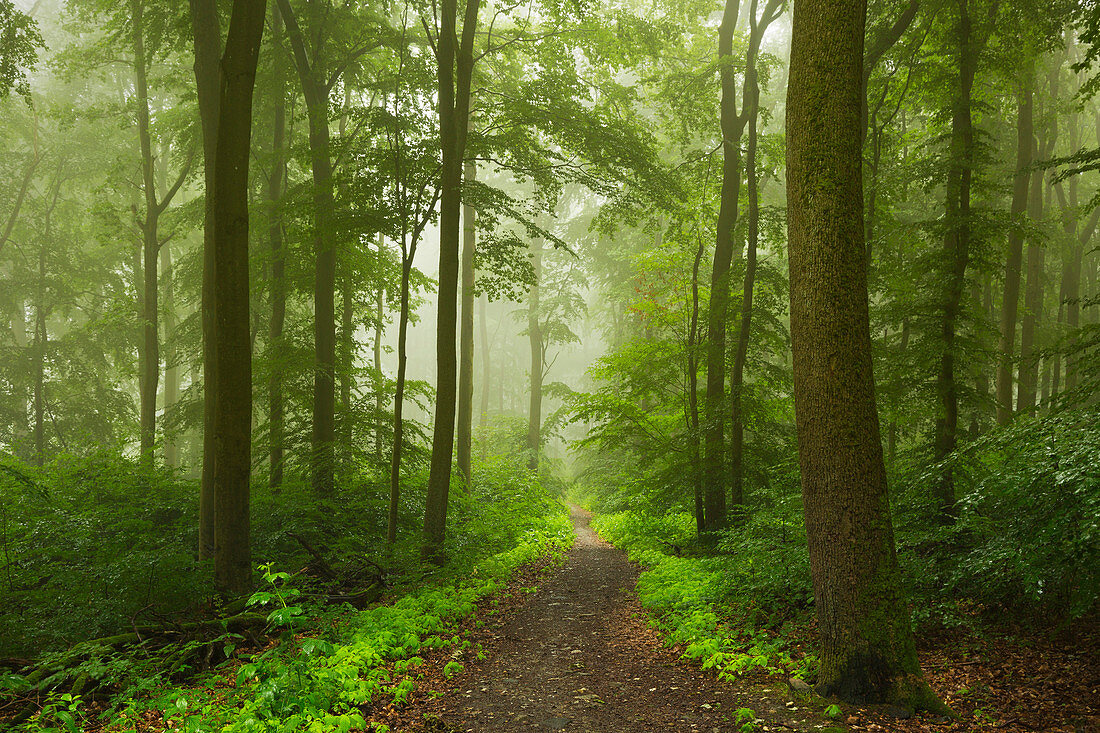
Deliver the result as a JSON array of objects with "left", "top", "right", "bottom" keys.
[
  {"left": 995, "top": 66, "right": 1033, "bottom": 425},
  {"left": 526, "top": 238, "right": 543, "bottom": 473},
  {"left": 422, "top": 0, "right": 480, "bottom": 562},
  {"left": 211, "top": 0, "right": 266, "bottom": 596},
  {"left": 189, "top": 0, "right": 222, "bottom": 561},
  {"left": 456, "top": 160, "right": 476, "bottom": 484},
  {"left": 786, "top": 0, "right": 946, "bottom": 710}
]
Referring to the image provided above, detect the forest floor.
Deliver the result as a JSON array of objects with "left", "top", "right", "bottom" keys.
[
  {"left": 370, "top": 506, "right": 840, "bottom": 732},
  {"left": 369, "top": 505, "right": 1100, "bottom": 733}
]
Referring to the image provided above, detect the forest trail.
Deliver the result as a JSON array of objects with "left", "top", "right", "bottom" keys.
[{"left": 433, "top": 505, "right": 830, "bottom": 732}]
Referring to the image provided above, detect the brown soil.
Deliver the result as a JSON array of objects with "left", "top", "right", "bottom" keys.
[{"left": 419, "top": 505, "right": 835, "bottom": 732}]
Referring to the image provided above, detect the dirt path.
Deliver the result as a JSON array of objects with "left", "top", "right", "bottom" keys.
[{"left": 436, "top": 506, "right": 831, "bottom": 732}]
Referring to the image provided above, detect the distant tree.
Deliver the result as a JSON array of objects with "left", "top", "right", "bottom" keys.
[{"left": 786, "top": 0, "right": 948, "bottom": 711}]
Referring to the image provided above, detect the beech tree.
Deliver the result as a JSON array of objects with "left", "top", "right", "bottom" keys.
[
  {"left": 210, "top": 0, "right": 267, "bottom": 595},
  {"left": 786, "top": 0, "right": 947, "bottom": 710}
]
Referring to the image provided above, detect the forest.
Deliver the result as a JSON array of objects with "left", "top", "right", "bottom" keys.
[{"left": 0, "top": 0, "right": 1098, "bottom": 729}]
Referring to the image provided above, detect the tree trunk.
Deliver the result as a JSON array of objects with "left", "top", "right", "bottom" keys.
[
  {"left": 703, "top": 0, "right": 745, "bottom": 533},
  {"left": 995, "top": 66, "right": 1033, "bottom": 425},
  {"left": 133, "top": 0, "right": 160, "bottom": 466},
  {"left": 163, "top": 242, "right": 179, "bottom": 469},
  {"left": 729, "top": 38, "right": 763, "bottom": 519},
  {"left": 1017, "top": 136, "right": 1045, "bottom": 413},
  {"left": 190, "top": 0, "right": 222, "bottom": 563},
  {"left": 374, "top": 236, "right": 385, "bottom": 464},
  {"left": 478, "top": 293, "right": 490, "bottom": 431},
  {"left": 456, "top": 160, "right": 476, "bottom": 484},
  {"left": 212, "top": 0, "right": 266, "bottom": 596},
  {"left": 785, "top": 0, "right": 946, "bottom": 710},
  {"left": 33, "top": 249, "right": 46, "bottom": 467},
  {"left": 526, "top": 238, "right": 543, "bottom": 472},
  {"left": 268, "top": 1, "right": 287, "bottom": 490},
  {"left": 932, "top": 0, "right": 975, "bottom": 521},
  {"left": 387, "top": 244, "right": 415, "bottom": 545},
  {"left": 422, "top": 0, "right": 480, "bottom": 562},
  {"left": 276, "top": 0, "right": 336, "bottom": 498},
  {"left": 688, "top": 238, "right": 706, "bottom": 535}
]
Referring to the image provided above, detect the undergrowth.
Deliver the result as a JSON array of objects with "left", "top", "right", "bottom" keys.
[{"left": 589, "top": 505, "right": 819, "bottom": 684}]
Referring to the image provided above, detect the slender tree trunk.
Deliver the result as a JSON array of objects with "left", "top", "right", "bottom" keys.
[
  {"left": 478, "top": 294, "right": 490, "bottom": 431},
  {"left": 268, "top": 2, "right": 287, "bottom": 490},
  {"left": 388, "top": 244, "right": 415, "bottom": 544},
  {"left": 277, "top": 0, "right": 337, "bottom": 498},
  {"left": 374, "top": 236, "right": 385, "bottom": 464},
  {"left": 211, "top": 0, "right": 266, "bottom": 596},
  {"left": 729, "top": 48, "right": 763, "bottom": 519},
  {"left": 786, "top": 0, "right": 946, "bottom": 709},
  {"left": 1017, "top": 136, "right": 1045, "bottom": 413},
  {"left": 688, "top": 238, "right": 706, "bottom": 535},
  {"left": 703, "top": 0, "right": 745, "bottom": 533},
  {"left": 9, "top": 298, "right": 31, "bottom": 460},
  {"left": 456, "top": 160, "right": 476, "bottom": 484},
  {"left": 995, "top": 66, "right": 1033, "bottom": 424},
  {"left": 526, "top": 238, "right": 543, "bottom": 472},
  {"left": 886, "top": 320, "right": 910, "bottom": 466},
  {"left": 423, "top": 0, "right": 480, "bottom": 562},
  {"left": 163, "top": 242, "right": 180, "bottom": 469},
  {"left": 932, "top": 0, "right": 975, "bottom": 520},
  {"left": 133, "top": 0, "right": 160, "bottom": 466},
  {"left": 33, "top": 249, "right": 46, "bottom": 467}
]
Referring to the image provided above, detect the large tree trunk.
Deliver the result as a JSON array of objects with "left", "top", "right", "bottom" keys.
[
  {"left": 189, "top": 0, "right": 221, "bottom": 561},
  {"left": 995, "top": 66, "right": 1033, "bottom": 425},
  {"left": 267, "top": 1, "right": 287, "bottom": 490},
  {"left": 526, "top": 238, "right": 543, "bottom": 473},
  {"left": 785, "top": 0, "right": 946, "bottom": 710},
  {"left": 211, "top": 0, "right": 266, "bottom": 596},
  {"left": 422, "top": 0, "right": 480, "bottom": 563},
  {"left": 456, "top": 160, "right": 476, "bottom": 484},
  {"left": 932, "top": 0, "right": 975, "bottom": 521}
]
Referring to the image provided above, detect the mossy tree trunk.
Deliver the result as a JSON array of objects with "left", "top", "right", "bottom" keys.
[{"left": 785, "top": 0, "right": 948, "bottom": 712}]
